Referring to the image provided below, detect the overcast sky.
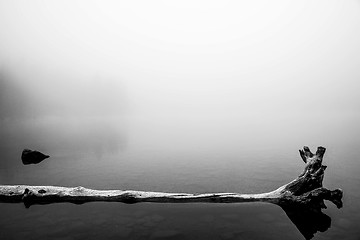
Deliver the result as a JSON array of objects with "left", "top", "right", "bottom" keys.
[{"left": 0, "top": 0, "right": 359, "bottom": 118}]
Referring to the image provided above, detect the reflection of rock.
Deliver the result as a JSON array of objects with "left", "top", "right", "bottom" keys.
[{"left": 21, "top": 149, "right": 49, "bottom": 165}]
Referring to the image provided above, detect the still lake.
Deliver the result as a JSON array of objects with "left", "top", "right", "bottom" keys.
[{"left": 0, "top": 112, "right": 359, "bottom": 239}]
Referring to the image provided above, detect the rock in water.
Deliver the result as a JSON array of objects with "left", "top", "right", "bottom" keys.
[{"left": 21, "top": 149, "right": 50, "bottom": 165}]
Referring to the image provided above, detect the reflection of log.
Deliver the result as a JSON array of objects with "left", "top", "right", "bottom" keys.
[
  {"left": 0, "top": 146, "right": 343, "bottom": 209},
  {"left": 281, "top": 205, "right": 332, "bottom": 240}
]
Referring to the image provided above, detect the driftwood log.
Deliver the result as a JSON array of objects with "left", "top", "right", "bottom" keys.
[
  {"left": 0, "top": 146, "right": 343, "bottom": 208},
  {"left": 0, "top": 146, "right": 343, "bottom": 239}
]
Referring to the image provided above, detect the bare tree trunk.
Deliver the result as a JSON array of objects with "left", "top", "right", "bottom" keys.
[{"left": 0, "top": 146, "right": 342, "bottom": 212}]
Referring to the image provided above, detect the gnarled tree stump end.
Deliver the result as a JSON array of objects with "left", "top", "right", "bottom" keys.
[{"left": 276, "top": 146, "right": 343, "bottom": 211}]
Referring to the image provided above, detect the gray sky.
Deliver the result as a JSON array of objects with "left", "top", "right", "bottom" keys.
[{"left": 0, "top": 0, "right": 360, "bottom": 118}]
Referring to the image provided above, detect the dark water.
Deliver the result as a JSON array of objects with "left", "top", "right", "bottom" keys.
[{"left": 0, "top": 113, "right": 359, "bottom": 240}]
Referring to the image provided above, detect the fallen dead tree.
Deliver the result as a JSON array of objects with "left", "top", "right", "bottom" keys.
[
  {"left": 0, "top": 146, "right": 344, "bottom": 239},
  {"left": 0, "top": 146, "right": 343, "bottom": 211}
]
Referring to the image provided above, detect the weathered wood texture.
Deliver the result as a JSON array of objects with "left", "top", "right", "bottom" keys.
[{"left": 0, "top": 146, "right": 343, "bottom": 211}]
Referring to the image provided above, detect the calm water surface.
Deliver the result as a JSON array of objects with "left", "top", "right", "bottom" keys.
[{"left": 0, "top": 113, "right": 359, "bottom": 240}]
